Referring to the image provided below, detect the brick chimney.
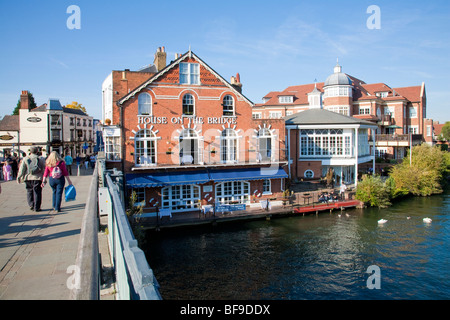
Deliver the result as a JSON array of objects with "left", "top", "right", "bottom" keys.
[
  {"left": 230, "top": 73, "right": 242, "bottom": 93},
  {"left": 154, "top": 46, "right": 167, "bottom": 72},
  {"left": 20, "top": 90, "right": 30, "bottom": 110}
]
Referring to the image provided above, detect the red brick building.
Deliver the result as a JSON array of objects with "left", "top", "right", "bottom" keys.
[
  {"left": 254, "top": 62, "right": 433, "bottom": 160},
  {"left": 109, "top": 49, "right": 288, "bottom": 214}
]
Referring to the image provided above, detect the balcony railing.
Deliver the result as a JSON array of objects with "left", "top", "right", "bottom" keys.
[
  {"left": 132, "top": 149, "right": 288, "bottom": 170},
  {"left": 372, "top": 134, "right": 424, "bottom": 145}
]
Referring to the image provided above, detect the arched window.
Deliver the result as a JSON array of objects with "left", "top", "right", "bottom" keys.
[
  {"left": 216, "top": 181, "right": 250, "bottom": 205},
  {"left": 138, "top": 93, "right": 152, "bottom": 115},
  {"left": 257, "top": 128, "right": 272, "bottom": 162},
  {"left": 182, "top": 94, "right": 194, "bottom": 116},
  {"left": 223, "top": 95, "right": 234, "bottom": 116},
  {"left": 220, "top": 128, "right": 238, "bottom": 163},
  {"left": 135, "top": 129, "right": 157, "bottom": 166},
  {"left": 179, "top": 129, "right": 200, "bottom": 164}
]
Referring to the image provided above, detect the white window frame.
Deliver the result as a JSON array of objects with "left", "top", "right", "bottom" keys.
[
  {"left": 216, "top": 181, "right": 250, "bottom": 205},
  {"left": 135, "top": 129, "right": 157, "bottom": 166},
  {"left": 179, "top": 63, "right": 200, "bottom": 85},
  {"left": 132, "top": 188, "right": 146, "bottom": 207},
  {"left": 269, "top": 111, "right": 282, "bottom": 119},
  {"left": 162, "top": 185, "right": 200, "bottom": 212},
  {"left": 263, "top": 179, "right": 272, "bottom": 194},
  {"left": 252, "top": 112, "right": 262, "bottom": 119},
  {"left": 220, "top": 128, "right": 238, "bottom": 163},
  {"left": 138, "top": 93, "right": 152, "bottom": 115},
  {"left": 409, "top": 106, "right": 417, "bottom": 118},
  {"left": 182, "top": 94, "right": 195, "bottom": 116},
  {"left": 105, "top": 136, "right": 121, "bottom": 161},
  {"left": 278, "top": 96, "right": 293, "bottom": 103},
  {"left": 223, "top": 95, "right": 235, "bottom": 117}
]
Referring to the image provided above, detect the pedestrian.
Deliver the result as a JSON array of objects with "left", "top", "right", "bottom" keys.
[
  {"left": 89, "top": 154, "right": 96, "bottom": 169},
  {"left": 41, "top": 151, "right": 73, "bottom": 213},
  {"left": 64, "top": 153, "right": 73, "bottom": 175},
  {"left": 11, "top": 153, "right": 18, "bottom": 179},
  {"left": 2, "top": 160, "right": 12, "bottom": 181},
  {"left": 339, "top": 182, "right": 347, "bottom": 200},
  {"left": 17, "top": 147, "right": 46, "bottom": 212},
  {"left": 84, "top": 155, "right": 89, "bottom": 171}
]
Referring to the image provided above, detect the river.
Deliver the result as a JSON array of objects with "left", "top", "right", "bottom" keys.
[{"left": 144, "top": 189, "right": 450, "bottom": 300}]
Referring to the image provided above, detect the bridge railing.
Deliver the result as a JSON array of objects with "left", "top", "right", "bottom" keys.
[{"left": 99, "top": 160, "right": 161, "bottom": 300}]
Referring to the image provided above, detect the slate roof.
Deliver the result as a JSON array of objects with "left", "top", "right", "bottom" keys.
[
  {"left": 0, "top": 115, "right": 19, "bottom": 131},
  {"left": 285, "top": 108, "right": 377, "bottom": 127}
]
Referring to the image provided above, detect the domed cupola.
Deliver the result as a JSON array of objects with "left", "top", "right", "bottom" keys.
[{"left": 324, "top": 61, "right": 352, "bottom": 87}]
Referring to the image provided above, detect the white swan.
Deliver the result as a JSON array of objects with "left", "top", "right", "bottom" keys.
[
  {"left": 423, "top": 218, "right": 432, "bottom": 223},
  {"left": 378, "top": 219, "right": 388, "bottom": 224}
]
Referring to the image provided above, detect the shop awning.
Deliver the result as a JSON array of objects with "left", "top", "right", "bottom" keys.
[
  {"left": 209, "top": 167, "right": 288, "bottom": 183},
  {"left": 126, "top": 170, "right": 210, "bottom": 188}
]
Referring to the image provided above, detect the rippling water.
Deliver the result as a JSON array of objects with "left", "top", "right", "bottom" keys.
[{"left": 144, "top": 190, "right": 450, "bottom": 300}]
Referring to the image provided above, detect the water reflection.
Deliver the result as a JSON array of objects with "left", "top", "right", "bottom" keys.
[{"left": 145, "top": 190, "right": 450, "bottom": 300}]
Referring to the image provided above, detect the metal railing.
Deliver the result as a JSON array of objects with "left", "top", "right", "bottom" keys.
[
  {"left": 71, "top": 166, "right": 100, "bottom": 300},
  {"left": 99, "top": 160, "right": 161, "bottom": 300}
]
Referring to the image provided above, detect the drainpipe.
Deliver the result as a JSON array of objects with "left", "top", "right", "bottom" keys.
[
  {"left": 354, "top": 127, "right": 359, "bottom": 188},
  {"left": 118, "top": 101, "right": 128, "bottom": 203}
]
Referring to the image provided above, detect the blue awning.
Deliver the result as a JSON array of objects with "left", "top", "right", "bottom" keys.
[
  {"left": 126, "top": 170, "right": 210, "bottom": 188},
  {"left": 209, "top": 167, "right": 288, "bottom": 183}
]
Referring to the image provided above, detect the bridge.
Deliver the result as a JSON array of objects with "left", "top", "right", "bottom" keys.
[{"left": 0, "top": 159, "right": 161, "bottom": 300}]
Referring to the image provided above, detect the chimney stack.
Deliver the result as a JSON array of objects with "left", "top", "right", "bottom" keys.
[
  {"left": 154, "top": 46, "right": 167, "bottom": 72},
  {"left": 230, "top": 73, "right": 242, "bottom": 93},
  {"left": 20, "top": 90, "right": 30, "bottom": 110}
]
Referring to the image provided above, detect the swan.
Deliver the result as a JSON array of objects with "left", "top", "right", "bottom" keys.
[
  {"left": 378, "top": 219, "right": 388, "bottom": 224},
  {"left": 423, "top": 218, "right": 432, "bottom": 223},
  {"left": 407, "top": 216, "right": 411, "bottom": 220}
]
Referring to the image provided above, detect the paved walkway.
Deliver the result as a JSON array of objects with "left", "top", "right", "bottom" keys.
[{"left": 0, "top": 168, "right": 108, "bottom": 300}]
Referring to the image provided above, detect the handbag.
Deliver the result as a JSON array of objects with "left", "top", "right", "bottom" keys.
[{"left": 65, "top": 185, "right": 76, "bottom": 202}]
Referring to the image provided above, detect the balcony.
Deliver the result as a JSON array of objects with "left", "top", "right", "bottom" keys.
[
  {"left": 378, "top": 115, "right": 392, "bottom": 126},
  {"left": 372, "top": 134, "right": 423, "bottom": 147},
  {"left": 131, "top": 148, "right": 288, "bottom": 171}
]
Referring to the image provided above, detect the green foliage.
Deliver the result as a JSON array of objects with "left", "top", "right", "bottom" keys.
[
  {"left": 356, "top": 175, "right": 391, "bottom": 208},
  {"left": 126, "top": 191, "right": 146, "bottom": 246},
  {"left": 12, "top": 92, "right": 37, "bottom": 115},
  {"left": 390, "top": 144, "right": 446, "bottom": 196},
  {"left": 441, "top": 122, "right": 450, "bottom": 141}
]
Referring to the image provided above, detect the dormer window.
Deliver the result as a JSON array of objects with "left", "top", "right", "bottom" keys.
[
  {"left": 279, "top": 96, "right": 293, "bottom": 103},
  {"left": 180, "top": 63, "right": 200, "bottom": 85},
  {"left": 376, "top": 92, "right": 389, "bottom": 98}
]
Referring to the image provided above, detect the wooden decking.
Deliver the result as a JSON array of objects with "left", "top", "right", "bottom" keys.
[{"left": 140, "top": 198, "right": 364, "bottom": 231}]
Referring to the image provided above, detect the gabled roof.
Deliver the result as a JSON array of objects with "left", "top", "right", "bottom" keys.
[
  {"left": 285, "top": 108, "right": 377, "bottom": 127},
  {"left": 118, "top": 50, "right": 253, "bottom": 106},
  {"left": 0, "top": 115, "right": 19, "bottom": 131},
  {"left": 255, "top": 83, "right": 325, "bottom": 107}
]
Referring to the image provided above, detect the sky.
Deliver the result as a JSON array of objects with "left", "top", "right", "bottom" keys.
[{"left": 0, "top": 0, "right": 449, "bottom": 123}]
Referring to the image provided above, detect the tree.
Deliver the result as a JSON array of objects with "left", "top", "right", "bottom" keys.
[
  {"left": 441, "top": 121, "right": 450, "bottom": 141},
  {"left": 12, "top": 91, "right": 37, "bottom": 115},
  {"left": 390, "top": 144, "right": 446, "bottom": 197},
  {"left": 356, "top": 175, "right": 391, "bottom": 208},
  {"left": 66, "top": 101, "right": 87, "bottom": 114}
]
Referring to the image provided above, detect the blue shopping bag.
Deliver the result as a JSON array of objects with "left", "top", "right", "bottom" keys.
[{"left": 65, "top": 185, "right": 76, "bottom": 202}]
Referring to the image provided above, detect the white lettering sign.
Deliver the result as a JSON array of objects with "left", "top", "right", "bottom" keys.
[{"left": 137, "top": 116, "right": 237, "bottom": 126}]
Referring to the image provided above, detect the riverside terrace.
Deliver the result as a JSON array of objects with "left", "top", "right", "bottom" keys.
[{"left": 136, "top": 183, "right": 362, "bottom": 230}]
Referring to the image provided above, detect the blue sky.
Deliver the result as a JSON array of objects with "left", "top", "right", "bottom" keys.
[{"left": 0, "top": 0, "right": 449, "bottom": 122}]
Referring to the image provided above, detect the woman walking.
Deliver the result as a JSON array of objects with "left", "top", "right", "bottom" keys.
[{"left": 41, "top": 151, "right": 73, "bottom": 212}]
